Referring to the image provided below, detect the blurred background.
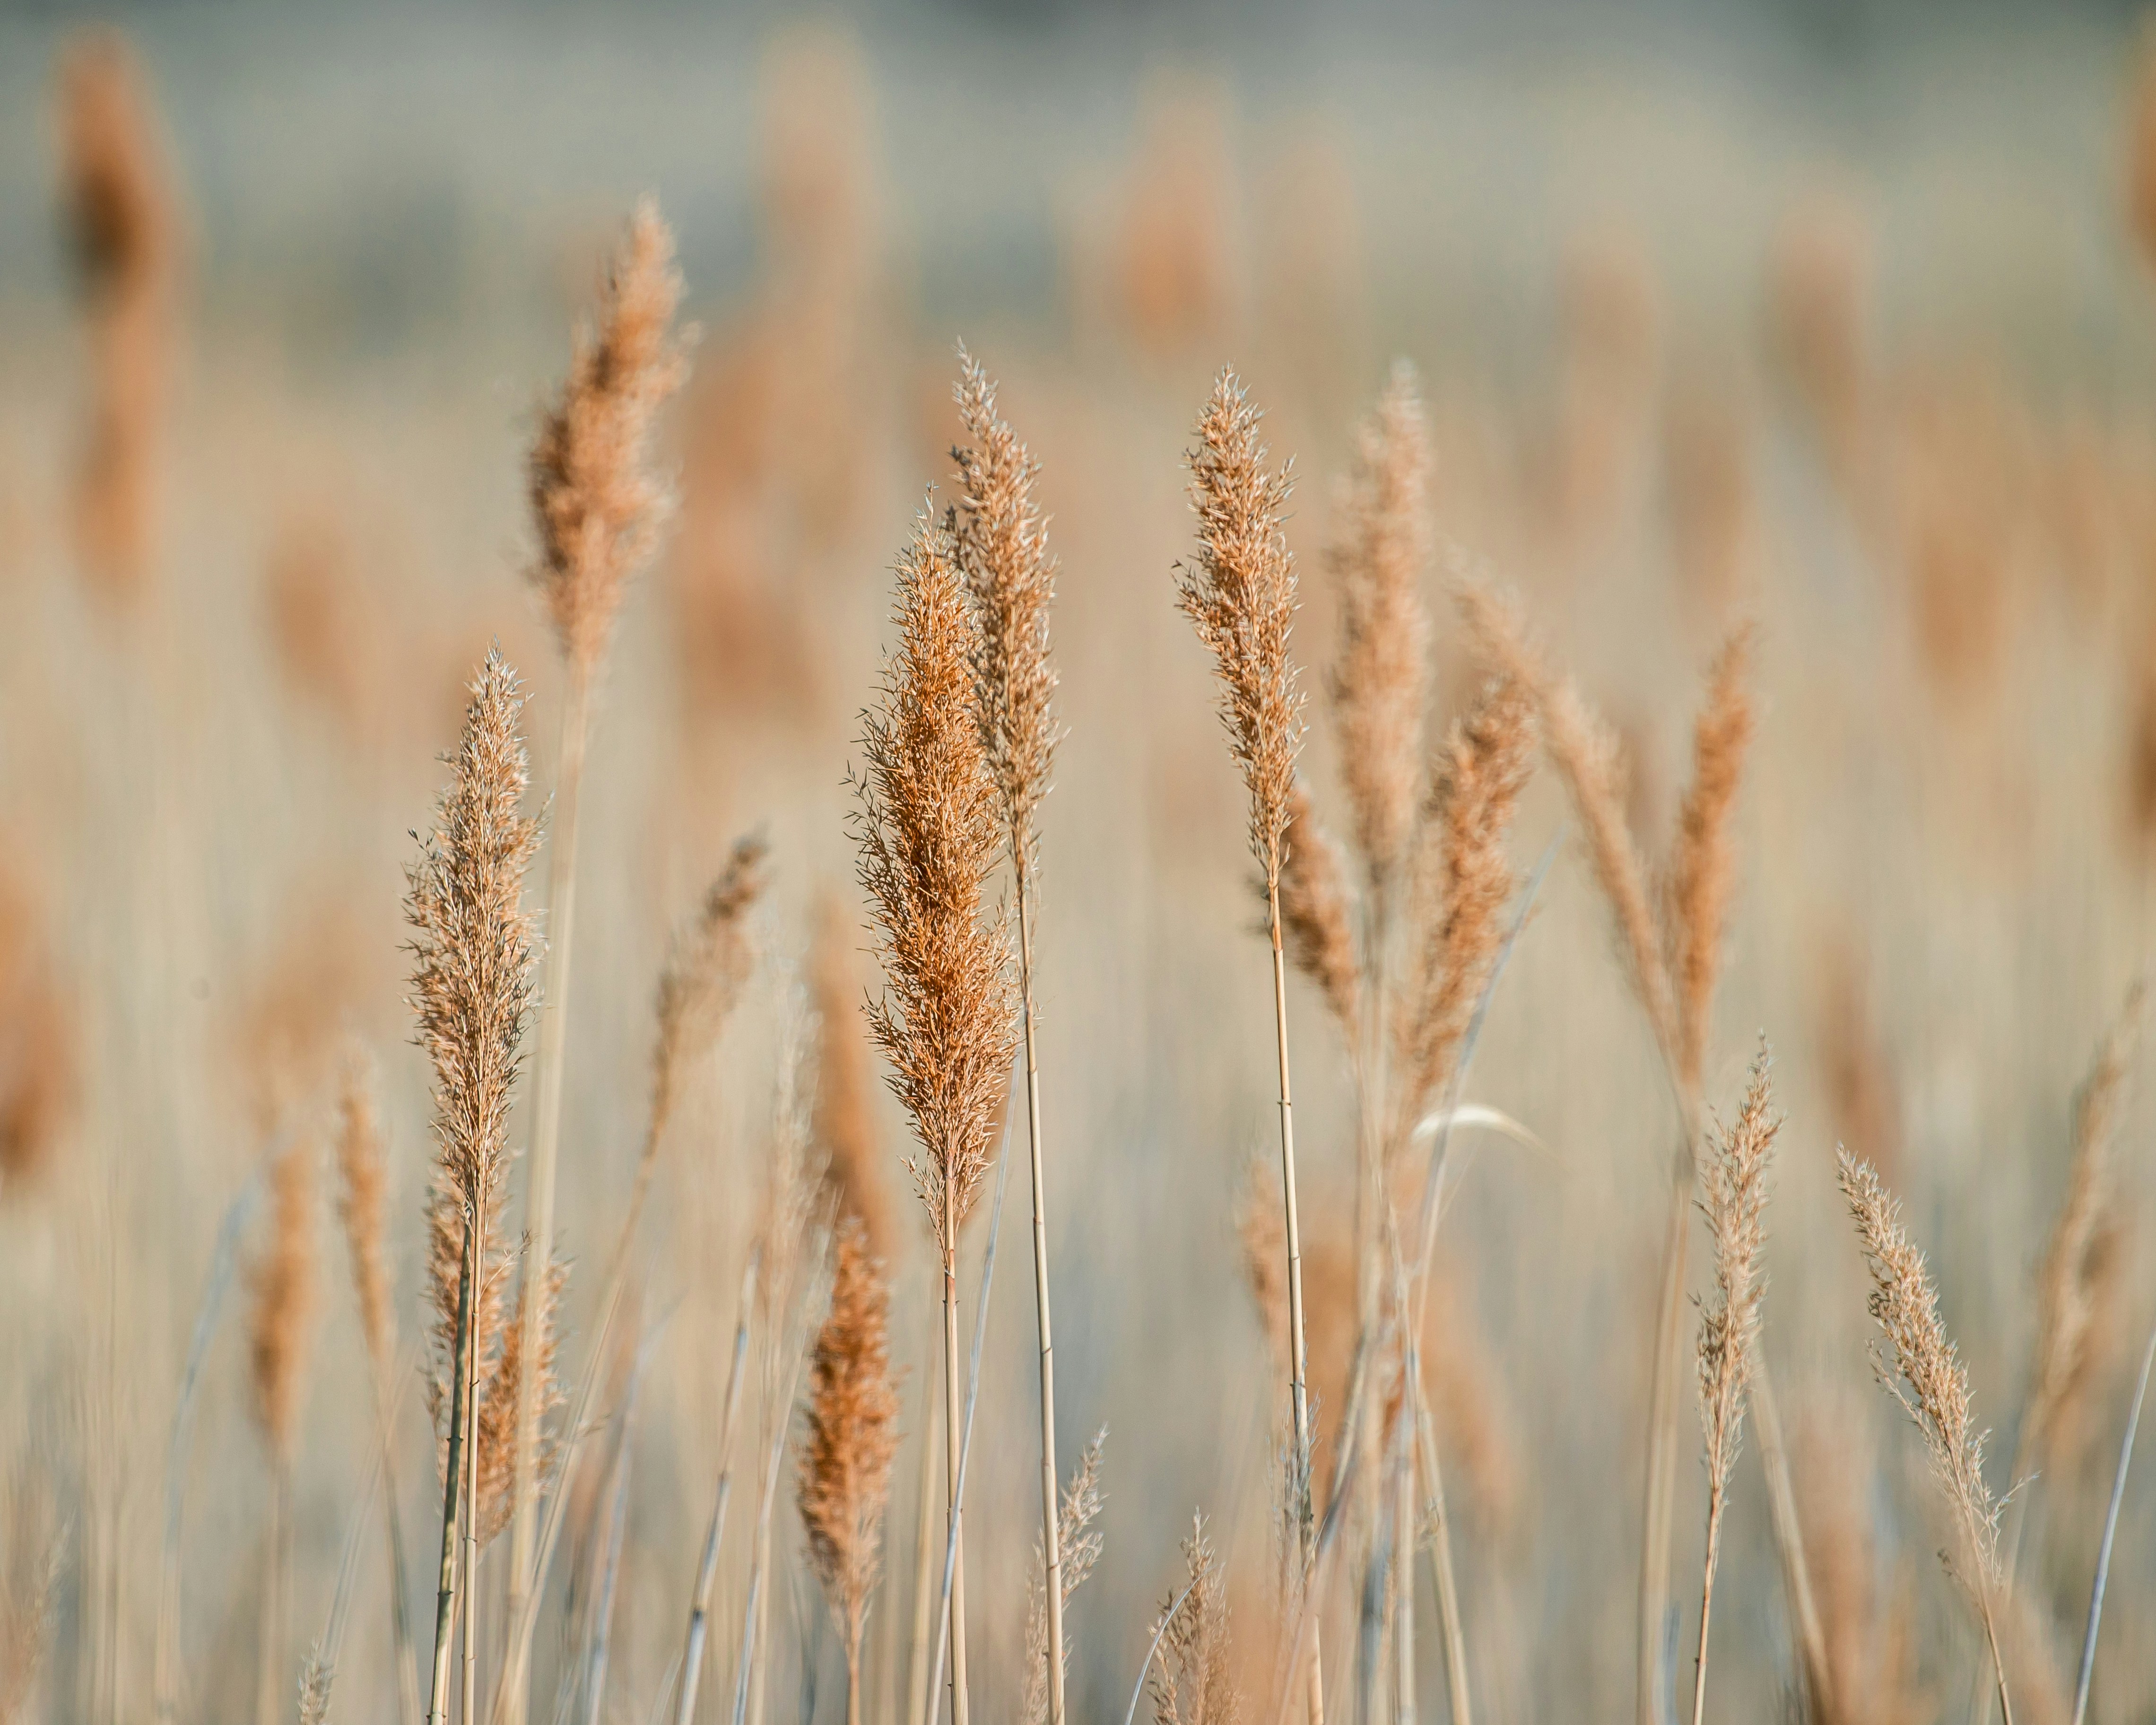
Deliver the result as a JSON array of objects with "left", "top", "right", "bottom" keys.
[{"left": 5, "top": 2, "right": 2156, "bottom": 1724}]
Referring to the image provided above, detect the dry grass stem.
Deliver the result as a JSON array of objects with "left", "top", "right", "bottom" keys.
[
  {"left": 1023, "top": 1429, "right": 1106, "bottom": 1725},
  {"left": 1690, "top": 1043, "right": 1778, "bottom": 1725},
  {"left": 799, "top": 1220, "right": 903, "bottom": 1725},
  {"left": 1327, "top": 360, "right": 1434, "bottom": 900}
]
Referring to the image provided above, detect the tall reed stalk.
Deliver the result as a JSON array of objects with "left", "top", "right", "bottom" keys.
[
  {"left": 948, "top": 349, "right": 1069, "bottom": 1725},
  {"left": 1175, "top": 370, "right": 1322, "bottom": 1725},
  {"left": 506, "top": 202, "right": 687, "bottom": 1721}
]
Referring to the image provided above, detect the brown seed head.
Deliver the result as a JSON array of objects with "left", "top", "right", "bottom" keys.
[
  {"left": 332, "top": 1043, "right": 394, "bottom": 1379},
  {"left": 651, "top": 831, "right": 770, "bottom": 1144},
  {"left": 405, "top": 649, "right": 542, "bottom": 1211},
  {"left": 473, "top": 1250, "right": 565, "bottom": 1547},
  {"left": 797, "top": 1219, "right": 902, "bottom": 1665},
  {"left": 1327, "top": 360, "right": 1434, "bottom": 898},
  {"left": 1276, "top": 779, "right": 1360, "bottom": 1037},
  {"left": 1392, "top": 674, "right": 1536, "bottom": 1137},
  {"left": 1696, "top": 1041, "right": 1778, "bottom": 1506},
  {"left": 250, "top": 1133, "right": 319, "bottom": 1463},
  {"left": 423, "top": 1166, "right": 505, "bottom": 1460},
  {"left": 1024, "top": 1428, "right": 1108, "bottom": 1725},
  {"left": 1150, "top": 1512, "right": 1238, "bottom": 1725},
  {"left": 2024, "top": 981, "right": 2143, "bottom": 1473},
  {"left": 950, "top": 349, "right": 1061, "bottom": 872},
  {"left": 528, "top": 198, "right": 689, "bottom": 677},
  {"left": 1178, "top": 371, "right": 1307, "bottom": 888},
  {"left": 852, "top": 507, "right": 1017, "bottom": 1257},
  {"left": 1836, "top": 1151, "right": 2004, "bottom": 1601},
  {"left": 1667, "top": 624, "right": 1756, "bottom": 1094}
]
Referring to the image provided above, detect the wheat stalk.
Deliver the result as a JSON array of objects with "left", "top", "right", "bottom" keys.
[
  {"left": 1175, "top": 368, "right": 1324, "bottom": 1725},
  {"left": 852, "top": 502, "right": 1018, "bottom": 1725},
  {"left": 1837, "top": 1152, "right": 2013, "bottom": 1725},
  {"left": 800, "top": 1219, "right": 903, "bottom": 1725},
  {"left": 507, "top": 200, "right": 688, "bottom": 1705},
  {"left": 948, "top": 348, "right": 1074, "bottom": 1725},
  {"left": 407, "top": 650, "right": 542, "bottom": 1725},
  {"left": 1690, "top": 1043, "right": 1777, "bottom": 1725}
]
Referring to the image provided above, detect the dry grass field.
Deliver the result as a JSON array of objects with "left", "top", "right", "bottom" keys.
[{"left": 3, "top": 8, "right": 2156, "bottom": 1725}]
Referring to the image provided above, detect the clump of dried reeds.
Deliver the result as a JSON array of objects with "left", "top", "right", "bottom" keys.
[
  {"left": 1150, "top": 1513, "right": 1238, "bottom": 1725},
  {"left": 853, "top": 504, "right": 1017, "bottom": 1725},
  {"left": 1327, "top": 360, "right": 1433, "bottom": 906},
  {"left": 405, "top": 649, "right": 542, "bottom": 1725},
  {"left": 948, "top": 348, "right": 1073, "bottom": 1725},
  {"left": 511, "top": 201, "right": 689, "bottom": 1675},
  {"left": 1836, "top": 1152, "right": 2013, "bottom": 1723},
  {"left": 1666, "top": 628, "right": 1755, "bottom": 1095},
  {"left": 2022, "top": 984, "right": 2143, "bottom": 1481},
  {"left": 1024, "top": 1430, "right": 1107, "bottom": 1725},
  {"left": 1690, "top": 1044, "right": 1778, "bottom": 1725},
  {"left": 56, "top": 28, "right": 177, "bottom": 613},
  {"left": 799, "top": 1219, "right": 902, "bottom": 1725}
]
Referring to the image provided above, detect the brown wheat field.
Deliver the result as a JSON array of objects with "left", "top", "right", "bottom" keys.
[{"left": 3, "top": 7, "right": 2156, "bottom": 1725}]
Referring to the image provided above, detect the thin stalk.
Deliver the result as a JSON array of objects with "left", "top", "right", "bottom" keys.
[
  {"left": 1015, "top": 875, "right": 1065, "bottom": 1725},
  {"left": 509, "top": 662, "right": 594, "bottom": 1725},
  {"left": 379, "top": 1404, "right": 422, "bottom": 1725},
  {"left": 1977, "top": 1593, "right": 2015, "bottom": 1725},
  {"left": 923, "top": 1117, "right": 1015, "bottom": 1725},
  {"left": 731, "top": 1280, "right": 818, "bottom": 1725},
  {"left": 464, "top": 1189, "right": 489, "bottom": 1725},
  {"left": 257, "top": 1464, "right": 288, "bottom": 1725},
  {"left": 583, "top": 1347, "right": 646, "bottom": 1725},
  {"left": 2072, "top": 1315, "right": 2156, "bottom": 1725},
  {"left": 676, "top": 1251, "right": 759, "bottom": 1725},
  {"left": 1267, "top": 872, "right": 1324, "bottom": 1725},
  {"left": 940, "top": 1221, "right": 970, "bottom": 1725},
  {"left": 426, "top": 1202, "right": 479, "bottom": 1725},
  {"left": 906, "top": 1361, "right": 939, "bottom": 1725},
  {"left": 1689, "top": 1463, "right": 1728, "bottom": 1725},
  {"left": 1408, "top": 1377, "right": 1469, "bottom": 1725}
]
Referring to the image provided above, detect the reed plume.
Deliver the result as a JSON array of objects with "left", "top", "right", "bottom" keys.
[
  {"left": 1023, "top": 1430, "right": 1106, "bottom": 1725},
  {"left": 1836, "top": 1151, "right": 2013, "bottom": 1723},
  {"left": 249, "top": 1131, "right": 318, "bottom": 1725},
  {"left": 57, "top": 28, "right": 177, "bottom": 613},
  {"left": 949, "top": 349, "right": 1073, "bottom": 1725},
  {"left": 799, "top": 1219, "right": 902, "bottom": 1725},
  {"left": 1391, "top": 675, "right": 1536, "bottom": 1138},
  {"left": 1690, "top": 1043, "right": 1777, "bottom": 1725},
  {"left": 509, "top": 200, "right": 689, "bottom": 1685},
  {"left": 1177, "top": 372, "right": 1325, "bottom": 1725},
  {"left": 852, "top": 504, "right": 1017, "bottom": 1725},
  {"left": 406, "top": 649, "right": 542, "bottom": 1725},
  {"left": 1150, "top": 1513, "right": 1238, "bottom": 1725},
  {"left": 1327, "top": 360, "right": 1433, "bottom": 903},
  {"left": 1279, "top": 779, "right": 1361, "bottom": 1038},
  {"left": 649, "top": 834, "right": 770, "bottom": 1156},
  {"left": 1666, "top": 626, "right": 1755, "bottom": 1095},
  {"left": 2022, "top": 983, "right": 2143, "bottom": 1480}
]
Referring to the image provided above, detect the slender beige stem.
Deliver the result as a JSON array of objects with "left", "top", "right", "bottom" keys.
[
  {"left": 1015, "top": 875, "right": 1065, "bottom": 1725},
  {"left": 464, "top": 1188, "right": 487, "bottom": 1725},
  {"left": 1690, "top": 1473, "right": 1728, "bottom": 1725},
  {"left": 941, "top": 1223, "right": 971, "bottom": 1725},
  {"left": 1979, "top": 1592, "right": 2016, "bottom": 1725},
  {"left": 1638, "top": 1131, "right": 1695, "bottom": 1725},
  {"left": 257, "top": 1464, "right": 287, "bottom": 1725},
  {"left": 426, "top": 1205, "right": 478, "bottom": 1725},
  {"left": 675, "top": 1249, "right": 757, "bottom": 1725},
  {"left": 507, "top": 664, "right": 592, "bottom": 1725},
  {"left": 1394, "top": 1434, "right": 1417, "bottom": 1725},
  {"left": 847, "top": 1644, "right": 864, "bottom": 1725},
  {"left": 907, "top": 1361, "right": 940, "bottom": 1725},
  {"left": 1267, "top": 872, "right": 1324, "bottom": 1725},
  {"left": 1409, "top": 1376, "right": 1471, "bottom": 1725}
]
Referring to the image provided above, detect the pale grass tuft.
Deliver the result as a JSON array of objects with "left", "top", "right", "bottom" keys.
[
  {"left": 2024, "top": 982, "right": 2144, "bottom": 1476},
  {"left": 798, "top": 1219, "right": 902, "bottom": 1724},
  {"left": 1277, "top": 779, "right": 1361, "bottom": 1036},
  {"left": 527, "top": 197, "right": 690, "bottom": 678},
  {"left": 250, "top": 1132, "right": 319, "bottom": 1462},
  {"left": 1666, "top": 626, "right": 1756, "bottom": 1094},
  {"left": 1178, "top": 370, "right": 1306, "bottom": 890},
  {"left": 1327, "top": 360, "right": 1434, "bottom": 897},
  {"left": 1024, "top": 1429, "right": 1107, "bottom": 1725},
  {"left": 851, "top": 506, "right": 1017, "bottom": 1255},
  {"left": 1835, "top": 1153, "right": 2008, "bottom": 1637},
  {"left": 1391, "top": 673, "right": 1537, "bottom": 1138},
  {"left": 1150, "top": 1513, "right": 1238, "bottom": 1725}
]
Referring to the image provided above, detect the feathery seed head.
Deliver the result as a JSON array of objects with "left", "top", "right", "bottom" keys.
[
  {"left": 473, "top": 1251, "right": 565, "bottom": 1547},
  {"left": 651, "top": 831, "right": 770, "bottom": 1142},
  {"left": 1276, "top": 779, "right": 1360, "bottom": 1036},
  {"left": 528, "top": 198, "right": 690, "bottom": 677},
  {"left": 1328, "top": 360, "right": 1434, "bottom": 896},
  {"left": 1696, "top": 1040, "right": 1778, "bottom": 1497},
  {"left": 1179, "top": 370, "right": 1307, "bottom": 887},
  {"left": 1024, "top": 1428, "right": 1108, "bottom": 1725},
  {"left": 1150, "top": 1512, "right": 1237, "bottom": 1725},
  {"left": 1668, "top": 624, "right": 1756, "bottom": 1093},
  {"left": 797, "top": 1218, "right": 902, "bottom": 1664},
  {"left": 950, "top": 348, "right": 1061, "bottom": 869},
  {"left": 852, "top": 505, "right": 1017, "bottom": 1257},
  {"left": 250, "top": 1132, "right": 319, "bottom": 1463}
]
